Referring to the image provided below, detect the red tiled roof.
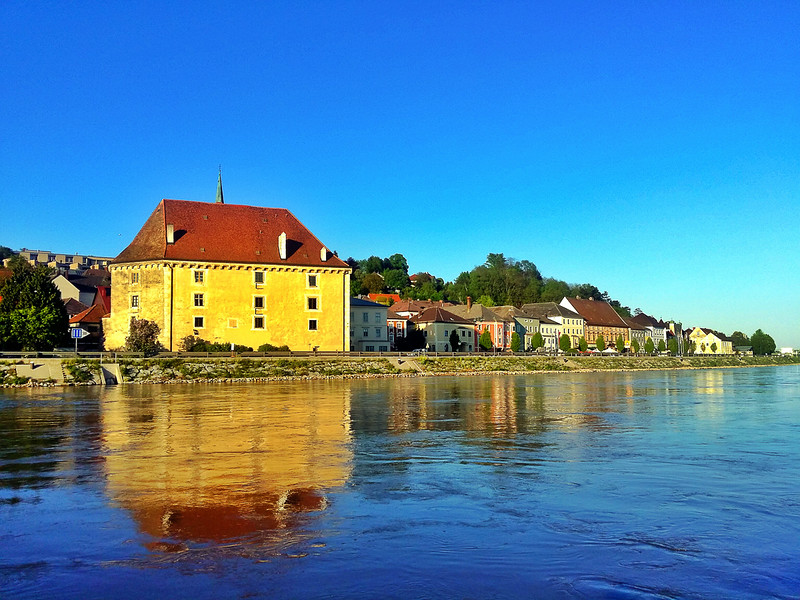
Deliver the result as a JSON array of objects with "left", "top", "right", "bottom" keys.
[
  {"left": 564, "top": 297, "right": 628, "bottom": 328},
  {"left": 113, "top": 199, "right": 348, "bottom": 269},
  {"left": 409, "top": 307, "right": 473, "bottom": 325},
  {"left": 70, "top": 303, "right": 109, "bottom": 324},
  {"left": 64, "top": 297, "right": 90, "bottom": 317}
]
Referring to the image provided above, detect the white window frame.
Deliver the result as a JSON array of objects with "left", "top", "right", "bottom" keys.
[
  {"left": 193, "top": 270, "right": 205, "bottom": 284},
  {"left": 253, "top": 316, "right": 265, "bottom": 330},
  {"left": 194, "top": 293, "right": 204, "bottom": 307}
]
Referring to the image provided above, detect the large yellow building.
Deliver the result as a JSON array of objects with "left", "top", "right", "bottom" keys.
[{"left": 104, "top": 197, "right": 351, "bottom": 351}]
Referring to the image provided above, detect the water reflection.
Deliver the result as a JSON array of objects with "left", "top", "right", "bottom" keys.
[{"left": 100, "top": 383, "right": 352, "bottom": 552}]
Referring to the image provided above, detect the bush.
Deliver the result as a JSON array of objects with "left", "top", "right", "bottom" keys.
[
  {"left": 257, "top": 342, "right": 291, "bottom": 352},
  {"left": 179, "top": 335, "right": 253, "bottom": 353}
]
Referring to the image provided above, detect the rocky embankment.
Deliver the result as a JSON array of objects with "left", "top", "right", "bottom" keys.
[{"left": 3, "top": 354, "right": 799, "bottom": 387}]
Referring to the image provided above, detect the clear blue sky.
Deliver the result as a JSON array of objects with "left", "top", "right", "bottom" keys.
[{"left": 2, "top": 1, "right": 798, "bottom": 347}]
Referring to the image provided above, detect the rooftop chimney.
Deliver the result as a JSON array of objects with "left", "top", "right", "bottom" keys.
[
  {"left": 467, "top": 296, "right": 472, "bottom": 310},
  {"left": 278, "top": 232, "right": 287, "bottom": 260}
]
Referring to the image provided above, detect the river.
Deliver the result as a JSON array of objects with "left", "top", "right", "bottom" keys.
[{"left": 1, "top": 366, "right": 798, "bottom": 599}]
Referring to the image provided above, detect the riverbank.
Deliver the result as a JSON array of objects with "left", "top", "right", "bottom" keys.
[{"left": 2, "top": 354, "right": 799, "bottom": 386}]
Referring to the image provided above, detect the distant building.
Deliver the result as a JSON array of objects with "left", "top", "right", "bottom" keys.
[
  {"left": 350, "top": 297, "right": 390, "bottom": 352},
  {"left": 9, "top": 249, "right": 113, "bottom": 272},
  {"left": 687, "top": 327, "right": 733, "bottom": 355},
  {"left": 560, "top": 297, "right": 629, "bottom": 349},
  {"left": 410, "top": 306, "right": 474, "bottom": 352}
]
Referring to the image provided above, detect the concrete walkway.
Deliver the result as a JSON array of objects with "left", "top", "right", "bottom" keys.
[{"left": 14, "top": 359, "right": 66, "bottom": 384}]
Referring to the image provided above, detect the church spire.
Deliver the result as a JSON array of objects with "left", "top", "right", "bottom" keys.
[{"left": 216, "top": 166, "right": 224, "bottom": 204}]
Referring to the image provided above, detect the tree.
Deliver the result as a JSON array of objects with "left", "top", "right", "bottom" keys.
[
  {"left": 0, "top": 246, "right": 13, "bottom": 261},
  {"left": 396, "top": 327, "right": 425, "bottom": 351},
  {"left": 644, "top": 337, "right": 655, "bottom": 354},
  {"left": 125, "top": 317, "right": 163, "bottom": 356},
  {"left": 510, "top": 331, "right": 521, "bottom": 352},
  {"left": 449, "top": 329, "right": 461, "bottom": 352},
  {"left": 657, "top": 340, "right": 666, "bottom": 353},
  {"left": 387, "top": 253, "right": 409, "bottom": 274},
  {"left": 383, "top": 269, "right": 409, "bottom": 291},
  {"left": 668, "top": 338, "right": 678, "bottom": 355},
  {"left": 362, "top": 272, "right": 384, "bottom": 294},
  {"left": 751, "top": 329, "right": 776, "bottom": 355},
  {"left": 360, "top": 256, "right": 384, "bottom": 274},
  {"left": 579, "top": 336, "right": 588, "bottom": 352},
  {"left": 559, "top": 334, "right": 572, "bottom": 354},
  {"left": 730, "top": 331, "right": 750, "bottom": 348},
  {"left": 710, "top": 342, "right": 718, "bottom": 353},
  {"left": 632, "top": 338, "right": 640, "bottom": 354},
  {"left": 686, "top": 340, "right": 696, "bottom": 355},
  {"left": 616, "top": 335, "right": 625, "bottom": 354},
  {"left": 596, "top": 335, "right": 606, "bottom": 352},
  {"left": 479, "top": 329, "right": 493, "bottom": 351},
  {"left": 530, "top": 331, "right": 544, "bottom": 351},
  {"left": 0, "top": 263, "right": 69, "bottom": 350}
]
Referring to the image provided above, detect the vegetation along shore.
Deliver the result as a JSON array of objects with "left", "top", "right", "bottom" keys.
[{"left": 2, "top": 354, "right": 798, "bottom": 387}]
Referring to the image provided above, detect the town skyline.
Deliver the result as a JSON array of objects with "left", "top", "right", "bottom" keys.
[{"left": 2, "top": 2, "right": 798, "bottom": 347}]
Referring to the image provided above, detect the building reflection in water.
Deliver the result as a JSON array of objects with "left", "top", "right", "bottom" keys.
[{"left": 100, "top": 383, "right": 353, "bottom": 552}]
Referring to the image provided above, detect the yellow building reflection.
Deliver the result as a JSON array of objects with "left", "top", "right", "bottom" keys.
[{"left": 101, "top": 384, "right": 352, "bottom": 549}]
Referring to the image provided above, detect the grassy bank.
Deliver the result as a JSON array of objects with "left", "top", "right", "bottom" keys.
[
  {"left": 3, "top": 354, "right": 798, "bottom": 387},
  {"left": 416, "top": 354, "right": 800, "bottom": 374}
]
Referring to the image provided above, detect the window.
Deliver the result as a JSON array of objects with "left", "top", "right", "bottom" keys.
[
  {"left": 362, "top": 312, "right": 369, "bottom": 323},
  {"left": 131, "top": 272, "right": 139, "bottom": 284},
  {"left": 375, "top": 328, "right": 382, "bottom": 338},
  {"left": 194, "top": 293, "right": 204, "bottom": 307},
  {"left": 130, "top": 295, "right": 139, "bottom": 309},
  {"left": 253, "top": 316, "right": 264, "bottom": 329},
  {"left": 194, "top": 270, "right": 205, "bottom": 284},
  {"left": 374, "top": 312, "right": 381, "bottom": 323},
  {"left": 307, "top": 274, "right": 318, "bottom": 288},
  {"left": 308, "top": 319, "right": 318, "bottom": 331},
  {"left": 444, "top": 330, "right": 448, "bottom": 336},
  {"left": 307, "top": 297, "right": 318, "bottom": 310},
  {"left": 194, "top": 316, "right": 204, "bottom": 329},
  {"left": 254, "top": 271, "right": 264, "bottom": 284},
  {"left": 254, "top": 296, "right": 265, "bottom": 310},
  {"left": 365, "top": 346, "right": 375, "bottom": 352},
  {"left": 363, "top": 328, "right": 369, "bottom": 337}
]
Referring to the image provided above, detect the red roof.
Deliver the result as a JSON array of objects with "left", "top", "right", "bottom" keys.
[
  {"left": 70, "top": 303, "right": 109, "bottom": 324},
  {"left": 410, "top": 306, "right": 473, "bottom": 325},
  {"left": 113, "top": 199, "right": 348, "bottom": 269},
  {"left": 563, "top": 297, "right": 628, "bottom": 328}
]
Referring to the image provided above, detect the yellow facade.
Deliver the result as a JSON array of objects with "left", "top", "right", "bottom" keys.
[
  {"left": 104, "top": 260, "right": 350, "bottom": 352},
  {"left": 688, "top": 328, "right": 733, "bottom": 355}
]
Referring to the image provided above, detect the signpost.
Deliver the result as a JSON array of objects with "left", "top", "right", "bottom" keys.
[{"left": 71, "top": 327, "right": 89, "bottom": 353}]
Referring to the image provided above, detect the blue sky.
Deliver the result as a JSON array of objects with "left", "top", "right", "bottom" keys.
[{"left": 2, "top": 1, "right": 799, "bottom": 347}]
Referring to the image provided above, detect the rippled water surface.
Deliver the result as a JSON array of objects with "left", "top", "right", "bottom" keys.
[{"left": 1, "top": 366, "right": 799, "bottom": 599}]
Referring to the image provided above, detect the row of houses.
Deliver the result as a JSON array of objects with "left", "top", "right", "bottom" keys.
[{"left": 2, "top": 188, "right": 740, "bottom": 354}]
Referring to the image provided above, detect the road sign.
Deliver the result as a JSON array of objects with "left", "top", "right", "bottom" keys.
[{"left": 70, "top": 328, "right": 90, "bottom": 339}]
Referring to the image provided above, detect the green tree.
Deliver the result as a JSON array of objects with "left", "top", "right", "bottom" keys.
[
  {"left": 616, "top": 335, "right": 625, "bottom": 354},
  {"left": 383, "top": 269, "right": 409, "bottom": 291},
  {"left": 559, "top": 334, "right": 572, "bottom": 354},
  {"left": 596, "top": 335, "right": 606, "bottom": 352},
  {"left": 449, "top": 329, "right": 461, "bottom": 352},
  {"left": 644, "top": 337, "right": 655, "bottom": 354},
  {"left": 125, "top": 317, "right": 164, "bottom": 356},
  {"left": 360, "top": 256, "right": 384, "bottom": 274},
  {"left": 510, "top": 331, "right": 521, "bottom": 352},
  {"left": 362, "top": 272, "right": 384, "bottom": 294},
  {"left": 0, "top": 246, "right": 14, "bottom": 261},
  {"left": 730, "top": 331, "right": 750, "bottom": 348},
  {"left": 657, "top": 339, "right": 666, "bottom": 353},
  {"left": 579, "top": 336, "right": 588, "bottom": 352},
  {"left": 476, "top": 294, "right": 494, "bottom": 307},
  {"left": 0, "top": 263, "right": 69, "bottom": 350},
  {"left": 632, "top": 338, "right": 640, "bottom": 354},
  {"left": 751, "top": 329, "right": 776, "bottom": 355},
  {"left": 479, "top": 329, "right": 493, "bottom": 351},
  {"left": 668, "top": 338, "right": 678, "bottom": 355},
  {"left": 387, "top": 253, "right": 409, "bottom": 274},
  {"left": 530, "top": 331, "right": 544, "bottom": 351},
  {"left": 710, "top": 342, "right": 718, "bottom": 353}
]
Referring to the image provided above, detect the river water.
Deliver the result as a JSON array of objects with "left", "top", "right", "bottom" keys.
[{"left": 1, "top": 366, "right": 798, "bottom": 599}]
